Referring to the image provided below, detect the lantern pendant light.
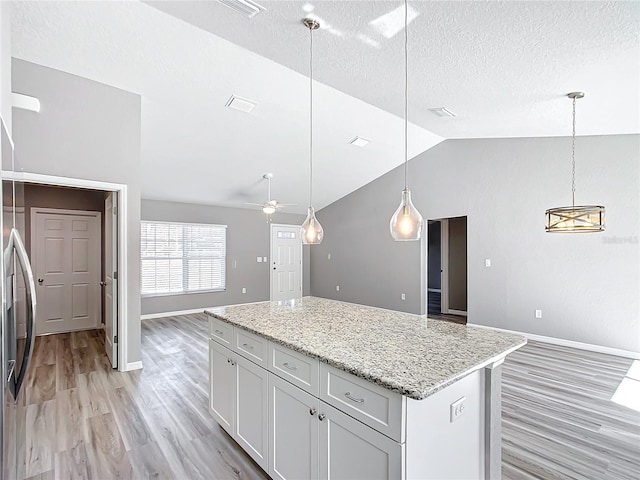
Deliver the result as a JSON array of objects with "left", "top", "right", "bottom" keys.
[
  {"left": 390, "top": 0, "right": 424, "bottom": 241},
  {"left": 545, "top": 92, "right": 605, "bottom": 233},
  {"left": 300, "top": 18, "right": 324, "bottom": 245}
]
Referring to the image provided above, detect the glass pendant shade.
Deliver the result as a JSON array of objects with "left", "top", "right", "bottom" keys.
[
  {"left": 301, "top": 207, "right": 324, "bottom": 244},
  {"left": 390, "top": 189, "right": 423, "bottom": 241},
  {"left": 262, "top": 205, "right": 276, "bottom": 215},
  {"left": 545, "top": 205, "right": 605, "bottom": 233}
]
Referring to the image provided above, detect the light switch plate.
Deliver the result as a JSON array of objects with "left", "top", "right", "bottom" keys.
[
  {"left": 257, "top": 256, "right": 262, "bottom": 263},
  {"left": 242, "top": 287, "right": 247, "bottom": 294},
  {"left": 450, "top": 397, "right": 466, "bottom": 422},
  {"left": 485, "top": 259, "right": 491, "bottom": 267},
  {"left": 336, "top": 285, "right": 340, "bottom": 291},
  {"left": 535, "top": 309, "right": 542, "bottom": 318},
  {"left": 263, "top": 257, "right": 267, "bottom": 262}
]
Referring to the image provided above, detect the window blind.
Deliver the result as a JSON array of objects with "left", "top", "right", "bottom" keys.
[{"left": 141, "top": 221, "right": 226, "bottom": 296}]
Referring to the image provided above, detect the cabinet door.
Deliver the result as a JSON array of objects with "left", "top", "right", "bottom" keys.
[
  {"left": 269, "top": 374, "right": 319, "bottom": 480},
  {"left": 209, "top": 340, "right": 235, "bottom": 435},
  {"left": 318, "top": 401, "right": 404, "bottom": 480},
  {"left": 235, "top": 355, "right": 269, "bottom": 471}
]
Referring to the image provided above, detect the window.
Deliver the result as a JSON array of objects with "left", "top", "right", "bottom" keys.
[{"left": 141, "top": 221, "right": 226, "bottom": 296}]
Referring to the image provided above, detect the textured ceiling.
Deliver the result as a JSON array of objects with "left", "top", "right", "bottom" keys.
[
  {"left": 149, "top": 0, "right": 640, "bottom": 138},
  {"left": 10, "top": 1, "right": 640, "bottom": 212}
]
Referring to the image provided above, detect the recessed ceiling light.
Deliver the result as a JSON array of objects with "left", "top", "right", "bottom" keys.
[
  {"left": 350, "top": 136, "right": 370, "bottom": 147},
  {"left": 428, "top": 107, "right": 457, "bottom": 118},
  {"left": 217, "top": 0, "right": 265, "bottom": 18},
  {"left": 225, "top": 95, "right": 256, "bottom": 113}
]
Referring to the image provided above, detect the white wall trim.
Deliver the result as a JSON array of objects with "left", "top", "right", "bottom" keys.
[
  {"left": 448, "top": 309, "right": 468, "bottom": 317},
  {"left": 141, "top": 308, "right": 205, "bottom": 320},
  {"left": 467, "top": 323, "right": 640, "bottom": 360},
  {"left": 123, "top": 361, "right": 143, "bottom": 371},
  {"left": 5, "top": 171, "right": 132, "bottom": 371}
]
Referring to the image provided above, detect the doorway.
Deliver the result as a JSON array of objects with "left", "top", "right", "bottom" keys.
[
  {"left": 31, "top": 207, "right": 101, "bottom": 335},
  {"left": 270, "top": 224, "right": 303, "bottom": 302},
  {"left": 427, "top": 216, "right": 467, "bottom": 323}
]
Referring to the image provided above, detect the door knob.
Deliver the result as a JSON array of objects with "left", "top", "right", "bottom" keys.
[
  {"left": 37, "top": 278, "right": 44, "bottom": 285},
  {"left": 100, "top": 281, "right": 107, "bottom": 287}
]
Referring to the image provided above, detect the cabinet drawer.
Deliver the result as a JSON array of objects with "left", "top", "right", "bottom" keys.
[
  {"left": 320, "top": 364, "right": 405, "bottom": 442},
  {"left": 269, "top": 343, "right": 319, "bottom": 396},
  {"left": 234, "top": 328, "right": 268, "bottom": 368},
  {"left": 209, "top": 317, "right": 233, "bottom": 347}
]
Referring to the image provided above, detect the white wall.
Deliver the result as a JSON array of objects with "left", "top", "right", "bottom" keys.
[
  {"left": 0, "top": 1, "right": 11, "bottom": 132},
  {"left": 11, "top": 59, "right": 143, "bottom": 366},
  {"left": 311, "top": 135, "right": 640, "bottom": 352}
]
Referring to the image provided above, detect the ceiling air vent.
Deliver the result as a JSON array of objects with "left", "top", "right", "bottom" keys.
[{"left": 217, "top": 0, "right": 265, "bottom": 18}]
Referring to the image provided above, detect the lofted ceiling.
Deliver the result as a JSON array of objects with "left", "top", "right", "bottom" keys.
[{"left": 11, "top": 1, "right": 640, "bottom": 213}]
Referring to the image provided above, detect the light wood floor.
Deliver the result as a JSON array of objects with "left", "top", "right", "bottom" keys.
[{"left": 23, "top": 315, "right": 640, "bottom": 479}]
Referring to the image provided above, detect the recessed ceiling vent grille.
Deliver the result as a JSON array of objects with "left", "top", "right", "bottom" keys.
[{"left": 217, "top": 0, "right": 265, "bottom": 18}]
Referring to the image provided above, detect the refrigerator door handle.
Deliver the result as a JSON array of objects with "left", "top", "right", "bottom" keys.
[{"left": 7, "top": 228, "right": 37, "bottom": 399}]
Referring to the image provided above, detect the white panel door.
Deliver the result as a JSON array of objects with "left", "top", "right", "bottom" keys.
[
  {"left": 318, "top": 401, "right": 403, "bottom": 480},
  {"left": 209, "top": 340, "right": 235, "bottom": 436},
  {"left": 235, "top": 355, "right": 269, "bottom": 470},
  {"left": 104, "top": 192, "right": 118, "bottom": 367},
  {"left": 269, "top": 374, "right": 319, "bottom": 480},
  {"left": 270, "top": 224, "right": 302, "bottom": 302},
  {"left": 32, "top": 209, "right": 101, "bottom": 335}
]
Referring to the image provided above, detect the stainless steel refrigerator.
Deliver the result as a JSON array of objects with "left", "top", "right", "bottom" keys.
[{"left": 1, "top": 116, "right": 37, "bottom": 480}]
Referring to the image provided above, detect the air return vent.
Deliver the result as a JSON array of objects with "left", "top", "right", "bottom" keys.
[{"left": 217, "top": 0, "right": 265, "bottom": 18}]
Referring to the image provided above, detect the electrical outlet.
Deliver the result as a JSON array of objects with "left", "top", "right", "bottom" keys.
[
  {"left": 401, "top": 293, "right": 406, "bottom": 300},
  {"left": 242, "top": 287, "right": 247, "bottom": 294},
  {"left": 535, "top": 309, "right": 542, "bottom": 319},
  {"left": 336, "top": 285, "right": 340, "bottom": 292},
  {"left": 485, "top": 258, "right": 491, "bottom": 267},
  {"left": 256, "top": 256, "right": 262, "bottom": 263},
  {"left": 327, "top": 253, "right": 331, "bottom": 260},
  {"left": 450, "top": 397, "right": 466, "bottom": 422}
]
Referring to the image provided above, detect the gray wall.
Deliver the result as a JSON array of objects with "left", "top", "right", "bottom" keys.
[
  {"left": 448, "top": 216, "right": 467, "bottom": 312},
  {"left": 311, "top": 135, "right": 640, "bottom": 352},
  {"left": 141, "top": 199, "right": 309, "bottom": 315},
  {"left": 12, "top": 59, "right": 143, "bottom": 366}
]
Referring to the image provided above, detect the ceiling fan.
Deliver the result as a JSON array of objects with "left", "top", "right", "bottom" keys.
[{"left": 245, "top": 173, "right": 295, "bottom": 214}]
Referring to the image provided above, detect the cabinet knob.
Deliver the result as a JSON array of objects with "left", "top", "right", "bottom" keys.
[
  {"left": 318, "top": 413, "right": 326, "bottom": 421},
  {"left": 309, "top": 407, "right": 317, "bottom": 416}
]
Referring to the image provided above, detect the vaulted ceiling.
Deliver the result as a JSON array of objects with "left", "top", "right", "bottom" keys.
[{"left": 11, "top": 1, "right": 640, "bottom": 212}]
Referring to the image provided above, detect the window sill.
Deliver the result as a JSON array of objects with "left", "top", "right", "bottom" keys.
[{"left": 141, "top": 289, "right": 226, "bottom": 298}]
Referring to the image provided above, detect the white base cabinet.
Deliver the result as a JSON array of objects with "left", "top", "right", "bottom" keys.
[
  {"left": 209, "top": 339, "right": 269, "bottom": 471},
  {"left": 210, "top": 321, "right": 494, "bottom": 480}
]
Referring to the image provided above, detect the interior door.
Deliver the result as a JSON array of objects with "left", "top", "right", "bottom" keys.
[
  {"left": 270, "top": 224, "right": 302, "bottom": 302},
  {"left": 32, "top": 209, "right": 101, "bottom": 335},
  {"left": 104, "top": 192, "right": 117, "bottom": 367}
]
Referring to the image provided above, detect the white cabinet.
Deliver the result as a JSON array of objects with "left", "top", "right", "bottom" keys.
[
  {"left": 318, "top": 401, "right": 403, "bottom": 480},
  {"left": 208, "top": 339, "right": 269, "bottom": 471},
  {"left": 209, "top": 339, "right": 235, "bottom": 435},
  {"left": 268, "top": 374, "right": 319, "bottom": 480}
]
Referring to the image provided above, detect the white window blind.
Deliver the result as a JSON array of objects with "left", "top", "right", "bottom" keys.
[{"left": 141, "top": 221, "right": 226, "bottom": 296}]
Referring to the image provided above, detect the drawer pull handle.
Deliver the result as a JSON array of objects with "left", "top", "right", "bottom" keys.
[
  {"left": 309, "top": 407, "right": 317, "bottom": 416},
  {"left": 282, "top": 362, "right": 297, "bottom": 371},
  {"left": 318, "top": 413, "right": 326, "bottom": 421},
  {"left": 344, "top": 392, "right": 365, "bottom": 403},
  {"left": 242, "top": 343, "right": 254, "bottom": 350},
  {"left": 214, "top": 329, "right": 224, "bottom": 335}
]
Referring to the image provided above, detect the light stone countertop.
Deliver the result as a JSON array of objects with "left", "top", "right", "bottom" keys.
[{"left": 205, "top": 296, "right": 526, "bottom": 400}]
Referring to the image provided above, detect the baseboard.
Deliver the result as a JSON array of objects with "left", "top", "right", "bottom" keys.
[
  {"left": 467, "top": 323, "right": 640, "bottom": 360},
  {"left": 141, "top": 308, "right": 205, "bottom": 320},
  {"left": 448, "top": 309, "right": 468, "bottom": 317},
  {"left": 123, "top": 361, "right": 143, "bottom": 371}
]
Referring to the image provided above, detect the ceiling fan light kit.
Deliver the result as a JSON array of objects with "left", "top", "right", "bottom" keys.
[
  {"left": 389, "top": 0, "right": 424, "bottom": 242},
  {"left": 300, "top": 17, "right": 324, "bottom": 245},
  {"left": 545, "top": 92, "right": 605, "bottom": 233}
]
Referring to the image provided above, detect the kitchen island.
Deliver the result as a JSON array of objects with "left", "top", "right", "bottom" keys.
[{"left": 205, "top": 297, "right": 526, "bottom": 480}]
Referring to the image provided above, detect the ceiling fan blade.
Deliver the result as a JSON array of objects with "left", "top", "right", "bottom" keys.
[
  {"left": 244, "top": 202, "right": 263, "bottom": 206},
  {"left": 278, "top": 203, "right": 297, "bottom": 206}
]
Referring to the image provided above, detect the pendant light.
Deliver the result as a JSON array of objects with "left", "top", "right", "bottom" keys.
[
  {"left": 390, "top": 0, "right": 423, "bottom": 241},
  {"left": 300, "top": 18, "right": 324, "bottom": 245},
  {"left": 545, "top": 92, "right": 605, "bottom": 233}
]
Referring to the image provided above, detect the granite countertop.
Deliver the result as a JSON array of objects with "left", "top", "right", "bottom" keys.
[{"left": 205, "top": 297, "right": 526, "bottom": 400}]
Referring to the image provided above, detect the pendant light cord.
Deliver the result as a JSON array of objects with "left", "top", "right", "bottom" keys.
[
  {"left": 571, "top": 95, "right": 576, "bottom": 207},
  {"left": 404, "top": 0, "right": 408, "bottom": 190},
  {"left": 309, "top": 24, "right": 314, "bottom": 209}
]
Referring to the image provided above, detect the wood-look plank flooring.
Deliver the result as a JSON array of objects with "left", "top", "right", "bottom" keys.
[{"left": 23, "top": 316, "right": 640, "bottom": 479}]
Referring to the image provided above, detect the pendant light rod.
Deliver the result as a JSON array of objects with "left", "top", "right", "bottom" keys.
[
  {"left": 304, "top": 18, "right": 319, "bottom": 208},
  {"left": 403, "top": 0, "right": 408, "bottom": 190}
]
